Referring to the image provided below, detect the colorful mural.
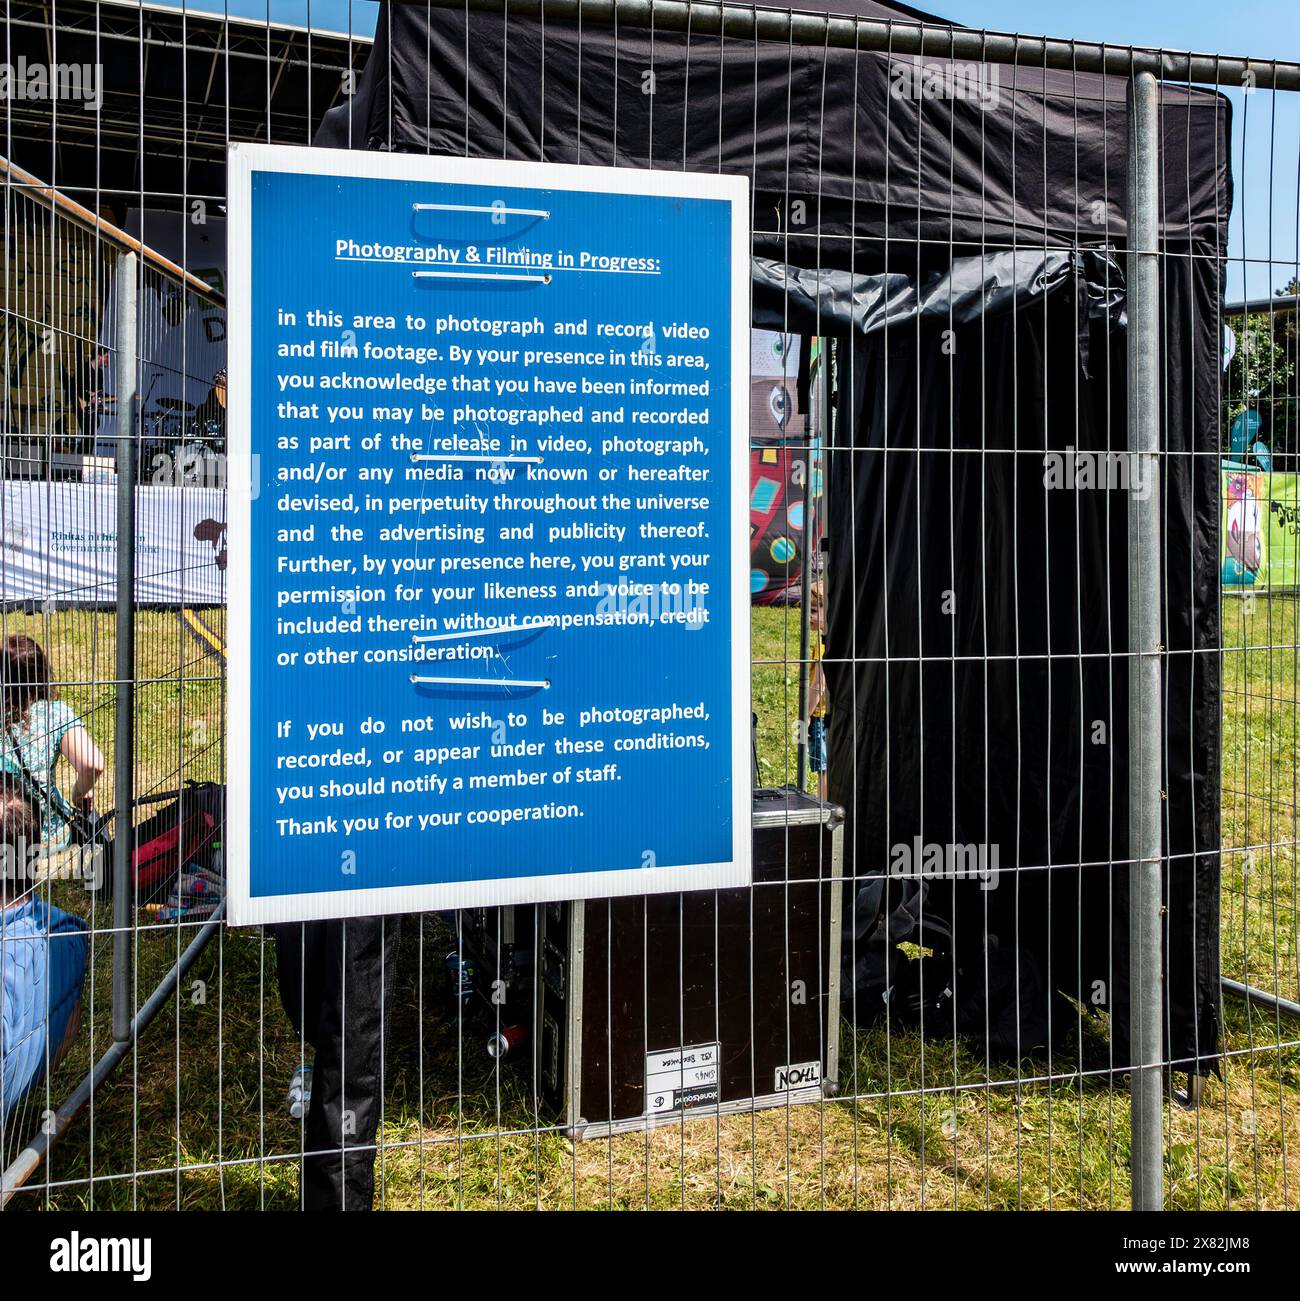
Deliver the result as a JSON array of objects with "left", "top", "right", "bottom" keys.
[
  {"left": 749, "top": 330, "right": 823, "bottom": 605},
  {"left": 1222, "top": 464, "right": 1300, "bottom": 590}
]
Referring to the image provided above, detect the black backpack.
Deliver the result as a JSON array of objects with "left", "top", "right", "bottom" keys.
[
  {"left": 845, "top": 873, "right": 1051, "bottom": 1057},
  {"left": 845, "top": 875, "right": 959, "bottom": 1032}
]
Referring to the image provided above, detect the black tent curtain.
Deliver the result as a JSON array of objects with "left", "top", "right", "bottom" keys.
[{"left": 321, "top": 0, "right": 1228, "bottom": 1071}]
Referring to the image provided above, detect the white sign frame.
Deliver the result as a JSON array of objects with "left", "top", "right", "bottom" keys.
[{"left": 225, "top": 143, "right": 752, "bottom": 925}]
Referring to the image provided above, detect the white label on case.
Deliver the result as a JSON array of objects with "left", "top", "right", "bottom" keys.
[
  {"left": 775, "top": 1060, "right": 822, "bottom": 1091},
  {"left": 645, "top": 1042, "right": 721, "bottom": 1113}
]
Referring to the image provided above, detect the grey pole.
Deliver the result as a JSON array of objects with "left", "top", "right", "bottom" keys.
[
  {"left": 112, "top": 251, "right": 138, "bottom": 1044},
  {"left": 1221, "top": 977, "right": 1300, "bottom": 1025},
  {"left": 1126, "top": 70, "right": 1164, "bottom": 1212}
]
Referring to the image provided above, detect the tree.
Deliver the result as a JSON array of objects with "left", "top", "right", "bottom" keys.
[{"left": 1224, "top": 311, "right": 1297, "bottom": 462}]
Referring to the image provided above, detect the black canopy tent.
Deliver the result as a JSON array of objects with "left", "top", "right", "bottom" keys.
[{"left": 317, "top": 0, "right": 1228, "bottom": 1073}]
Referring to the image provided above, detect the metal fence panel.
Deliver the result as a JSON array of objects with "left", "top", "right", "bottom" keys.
[{"left": 0, "top": 0, "right": 1297, "bottom": 1214}]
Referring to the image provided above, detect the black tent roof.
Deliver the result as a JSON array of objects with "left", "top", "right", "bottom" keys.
[{"left": 320, "top": 0, "right": 1230, "bottom": 267}]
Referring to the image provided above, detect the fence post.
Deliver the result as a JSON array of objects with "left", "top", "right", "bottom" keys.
[
  {"left": 1126, "top": 69, "right": 1165, "bottom": 1211},
  {"left": 112, "top": 251, "right": 138, "bottom": 1044}
]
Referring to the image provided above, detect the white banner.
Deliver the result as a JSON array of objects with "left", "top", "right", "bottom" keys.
[{"left": 0, "top": 482, "right": 226, "bottom": 605}]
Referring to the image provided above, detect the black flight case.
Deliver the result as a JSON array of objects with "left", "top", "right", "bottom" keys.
[{"left": 456, "top": 787, "right": 844, "bottom": 1138}]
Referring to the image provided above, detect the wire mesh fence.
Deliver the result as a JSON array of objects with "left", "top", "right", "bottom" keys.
[{"left": 0, "top": 0, "right": 1297, "bottom": 1213}]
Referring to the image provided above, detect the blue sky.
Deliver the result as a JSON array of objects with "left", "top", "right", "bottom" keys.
[
  {"left": 162, "top": 0, "right": 1299, "bottom": 297},
  {"left": 199, "top": 0, "right": 376, "bottom": 31},
  {"left": 163, "top": 0, "right": 1300, "bottom": 55},
  {"left": 941, "top": 1, "right": 1300, "bottom": 299},
  {"left": 939, "top": 0, "right": 1297, "bottom": 61}
]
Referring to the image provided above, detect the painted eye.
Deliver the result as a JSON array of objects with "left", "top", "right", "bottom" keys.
[{"left": 768, "top": 384, "right": 791, "bottom": 429}]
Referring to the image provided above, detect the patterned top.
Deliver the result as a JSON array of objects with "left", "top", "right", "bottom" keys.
[{"left": 0, "top": 699, "right": 82, "bottom": 850}]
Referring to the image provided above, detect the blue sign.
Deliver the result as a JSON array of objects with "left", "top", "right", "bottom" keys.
[{"left": 226, "top": 146, "right": 751, "bottom": 924}]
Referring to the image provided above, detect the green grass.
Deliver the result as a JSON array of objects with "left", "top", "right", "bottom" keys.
[
  {"left": 4, "top": 601, "right": 1299, "bottom": 1209},
  {"left": 751, "top": 600, "right": 814, "bottom": 791}
]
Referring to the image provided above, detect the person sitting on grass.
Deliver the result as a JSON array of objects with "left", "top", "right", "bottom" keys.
[
  {"left": 1, "top": 777, "right": 88, "bottom": 1121},
  {"left": 0, "top": 634, "right": 106, "bottom": 853}
]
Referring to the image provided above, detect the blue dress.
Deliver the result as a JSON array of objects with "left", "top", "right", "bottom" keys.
[{"left": 1, "top": 898, "right": 87, "bottom": 1119}]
